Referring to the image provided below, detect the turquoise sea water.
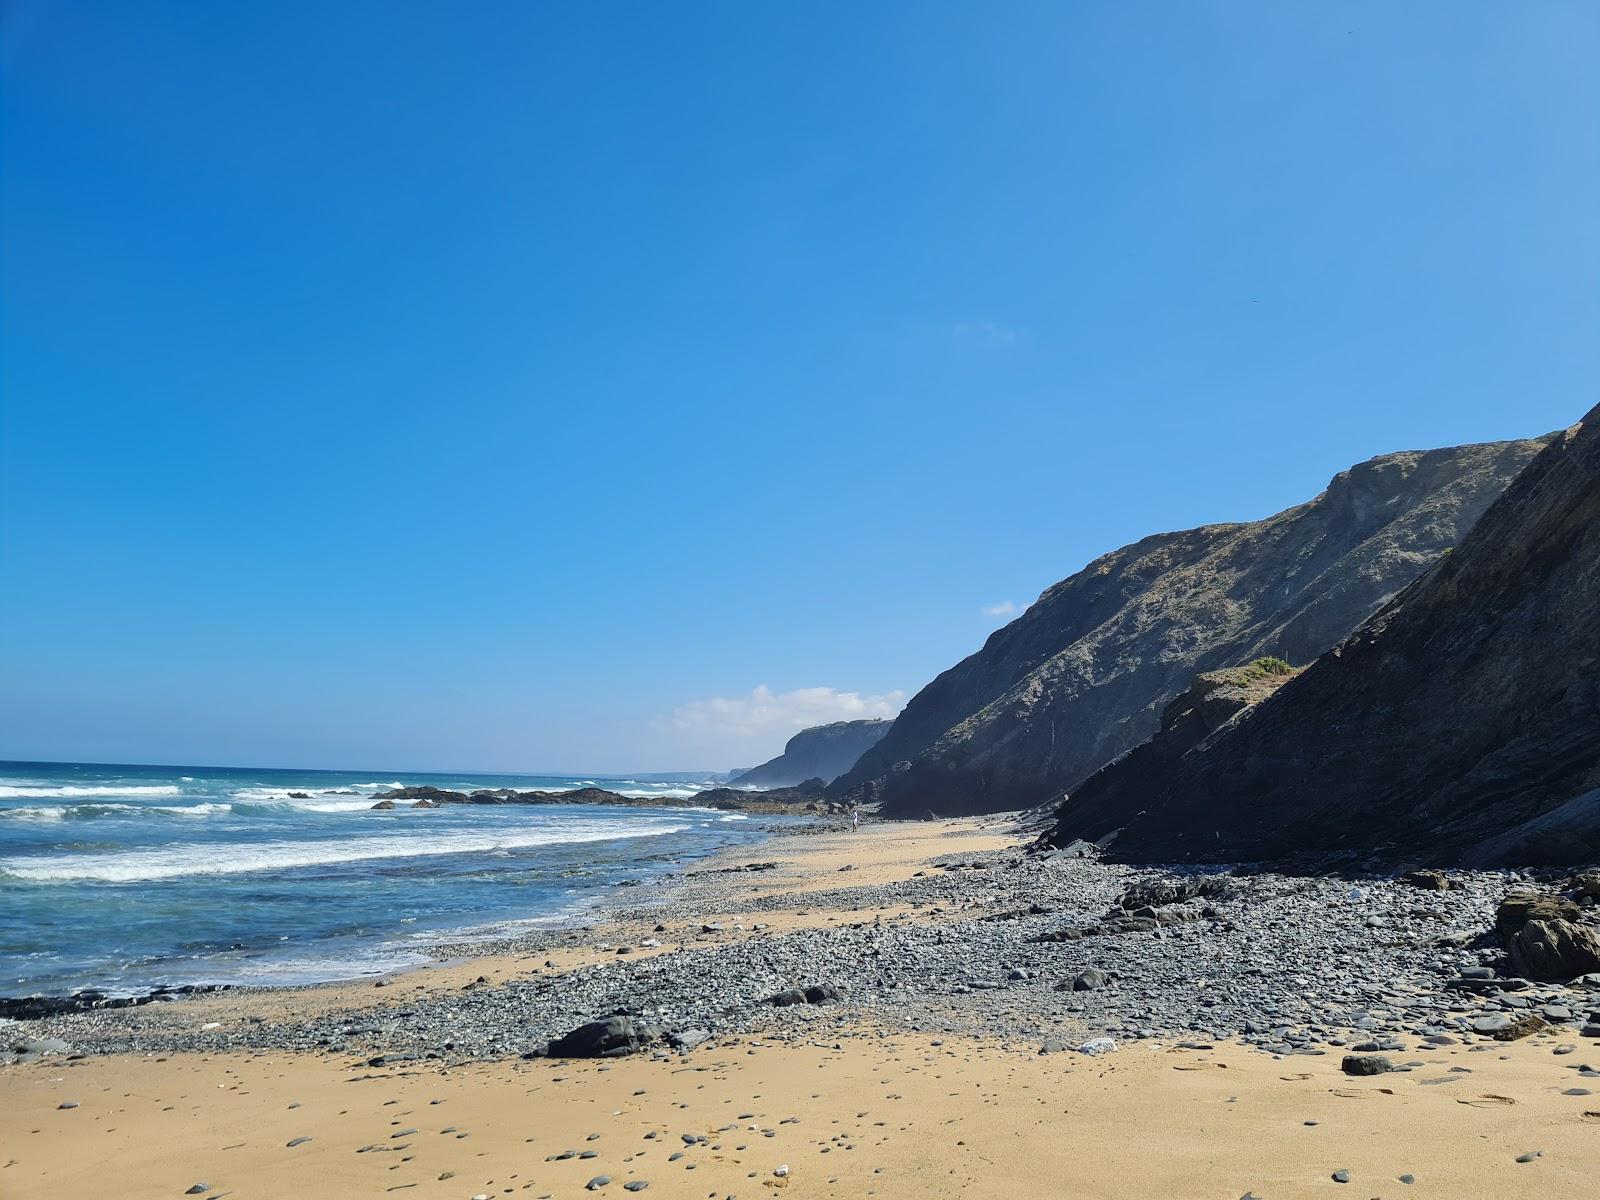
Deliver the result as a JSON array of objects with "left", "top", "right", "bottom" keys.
[{"left": 0, "top": 761, "right": 778, "bottom": 996}]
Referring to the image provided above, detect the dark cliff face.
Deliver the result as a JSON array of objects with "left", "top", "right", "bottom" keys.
[
  {"left": 831, "top": 436, "right": 1551, "bottom": 818},
  {"left": 730, "top": 719, "right": 894, "bottom": 788},
  {"left": 1047, "top": 404, "right": 1600, "bottom": 867}
]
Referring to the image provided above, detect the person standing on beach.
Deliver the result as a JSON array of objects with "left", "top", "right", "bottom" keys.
[{"left": 851, "top": 805, "right": 860, "bottom": 832}]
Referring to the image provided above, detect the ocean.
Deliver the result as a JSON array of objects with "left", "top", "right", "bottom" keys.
[{"left": 0, "top": 760, "right": 780, "bottom": 997}]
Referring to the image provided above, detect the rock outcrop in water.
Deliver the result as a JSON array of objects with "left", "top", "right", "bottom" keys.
[
  {"left": 368, "top": 785, "right": 819, "bottom": 814},
  {"left": 687, "top": 778, "right": 847, "bottom": 813},
  {"left": 830, "top": 436, "right": 1551, "bottom": 818},
  {"left": 1046, "top": 404, "right": 1600, "bottom": 867},
  {"left": 730, "top": 720, "right": 894, "bottom": 788}
]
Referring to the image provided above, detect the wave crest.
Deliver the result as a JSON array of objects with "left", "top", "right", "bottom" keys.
[
  {"left": 1, "top": 821, "right": 690, "bottom": 883},
  {"left": 0, "top": 784, "right": 183, "bottom": 799}
]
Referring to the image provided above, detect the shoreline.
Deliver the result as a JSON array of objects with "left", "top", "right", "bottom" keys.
[
  {"left": 0, "top": 815, "right": 1581, "bottom": 1053},
  {"left": 3, "top": 816, "right": 1020, "bottom": 1046},
  {"left": 5, "top": 817, "right": 1600, "bottom": 1196},
  {"left": 0, "top": 805, "right": 823, "bottom": 1011}
]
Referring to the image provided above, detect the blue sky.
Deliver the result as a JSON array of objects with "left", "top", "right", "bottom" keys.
[{"left": 2, "top": 2, "right": 1595, "bottom": 772}]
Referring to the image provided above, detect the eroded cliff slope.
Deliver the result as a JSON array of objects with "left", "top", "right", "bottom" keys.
[
  {"left": 833, "top": 436, "right": 1550, "bottom": 817},
  {"left": 1047, "top": 405, "right": 1600, "bottom": 866}
]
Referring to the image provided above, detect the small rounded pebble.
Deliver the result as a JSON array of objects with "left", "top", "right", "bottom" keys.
[{"left": 1332, "top": 1169, "right": 1350, "bottom": 1183}]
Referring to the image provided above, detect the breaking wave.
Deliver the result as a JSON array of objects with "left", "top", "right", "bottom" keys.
[{"left": 1, "top": 821, "right": 689, "bottom": 883}]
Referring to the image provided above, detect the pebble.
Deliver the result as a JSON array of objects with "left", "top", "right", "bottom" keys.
[
  {"left": 12, "top": 851, "right": 1586, "bottom": 1078},
  {"left": 1332, "top": 1168, "right": 1350, "bottom": 1183}
]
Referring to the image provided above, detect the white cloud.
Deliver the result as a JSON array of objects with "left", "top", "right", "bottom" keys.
[
  {"left": 981, "top": 600, "right": 1017, "bottom": 617},
  {"left": 665, "top": 685, "right": 907, "bottom": 744}
]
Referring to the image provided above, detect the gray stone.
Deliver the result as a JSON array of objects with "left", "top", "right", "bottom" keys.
[{"left": 1341, "top": 1054, "right": 1398, "bottom": 1076}]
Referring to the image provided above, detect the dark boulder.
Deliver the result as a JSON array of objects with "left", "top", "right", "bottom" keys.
[
  {"left": 765, "top": 985, "right": 841, "bottom": 1007},
  {"left": 1031, "top": 909, "right": 1201, "bottom": 942},
  {"left": 1341, "top": 1054, "right": 1399, "bottom": 1076},
  {"left": 1507, "top": 919, "right": 1600, "bottom": 982},
  {"left": 546, "top": 1015, "right": 663, "bottom": 1058},
  {"left": 371, "top": 786, "right": 469, "bottom": 804},
  {"left": 1118, "top": 877, "right": 1233, "bottom": 910},
  {"left": 1496, "top": 892, "right": 1580, "bottom": 938},
  {"left": 1401, "top": 869, "right": 1461, "bottom": 891},
  {"left": 0, "top": 984, "right": 224, "bottom": 1022}
]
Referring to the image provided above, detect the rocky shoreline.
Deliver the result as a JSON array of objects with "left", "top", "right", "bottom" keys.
[
  {"left": 9, "top": 820, "right": 1599, "bottom": 1073},
  {"left": 365, "top": 782, "right": 845, "bottom": 814}
]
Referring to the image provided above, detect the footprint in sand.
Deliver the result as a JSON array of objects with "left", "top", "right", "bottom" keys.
[{"left": 1456, "top": 1095, "right": 1517, "bottom": 1108}]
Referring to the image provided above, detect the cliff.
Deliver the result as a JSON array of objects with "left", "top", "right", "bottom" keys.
[
  {"left": 730, "top": 719, "right": 894, "bottom": 788},
  {"left": 1045, "top": 404, "right": 1600, "bottom": 866},
  {"left": 831, "top": 436, "right": 1551, "bottom": 817}
]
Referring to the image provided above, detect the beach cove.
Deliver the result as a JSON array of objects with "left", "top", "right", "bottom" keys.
[{"left": 4, "top": 819, "right": 1599, "bottom": 1198}]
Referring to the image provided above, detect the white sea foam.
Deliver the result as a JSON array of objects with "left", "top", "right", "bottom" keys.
[
  {"left": 291, "top": 797, "right": 395, "bottom": 813},
  {"left": 228, "top": 787, "right": 390, "bottom": 813},
  {"left": 2, "top": 800, "right": 231, "bottom": 821},
  {"left": 1, "top": 821, "right": 689, "bottom": 883},
  {"left": 0, "top": 784, "right": 183, "bottom": 799},
  {"left": 192, "top": 946, "right": 434, "bottom": 986},
  {"left": 153, "top": 802, "right": 234, "bottom": 818}
]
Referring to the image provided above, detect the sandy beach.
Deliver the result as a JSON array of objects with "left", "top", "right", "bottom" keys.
[
  {"left": 4, "top": 820, "right": 1599, "bottom": 1199},
  {"left": 8, "top": 1030, "right": 1599, "bottom": 1199}
]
